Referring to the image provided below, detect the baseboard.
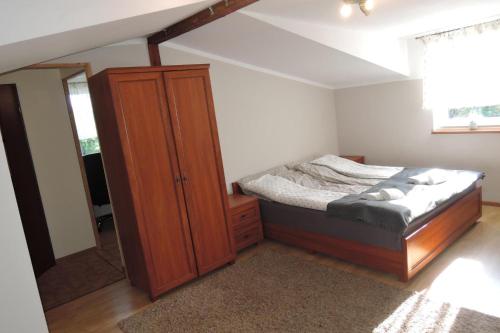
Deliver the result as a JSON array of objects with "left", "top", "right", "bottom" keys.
[
  {"left": 56, "top": 247, "right": 97, "bottom": 263},
  {"left": 483, "top": 201, "right": 500, "bottom": 207}
]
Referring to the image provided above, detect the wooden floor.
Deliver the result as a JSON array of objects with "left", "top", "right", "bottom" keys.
[{"left": 45, "top": 206, "right": 500, "bottom": 332}]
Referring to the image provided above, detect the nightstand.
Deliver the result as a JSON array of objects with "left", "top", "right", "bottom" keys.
[
  {"left": 228, "top": 194, "right": 264, "bottom": 252},
  {"left": 340, "top": 155, "right": 365, "bottom": 164}
]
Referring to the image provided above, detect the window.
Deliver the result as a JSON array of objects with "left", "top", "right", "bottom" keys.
[
  {"left": 447, "top": 105, "right": 500, "bottom": 127},
  {"left": 67, "top": 73, "right": 101, "bottom": 155},
  {"left": 421, "top": 19, "right": 500, "bottom": 132}
]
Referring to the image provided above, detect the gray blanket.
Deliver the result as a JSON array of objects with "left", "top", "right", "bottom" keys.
[{"left": 326, "top": 168, "right": 484, "bottom": 233}]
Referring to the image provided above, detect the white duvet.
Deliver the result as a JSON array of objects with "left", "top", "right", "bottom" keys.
[
  {"left": 239, "top": 155, "right": 481, "bottom": 222},
  {"left": 311, "top": 155, "right": 403, "bottom": 179},
  {"left": 239, "top": 155, "right": 395, "bottom": 211},
  {"left": 244, "top": 174, "right": 348, "bottom": 211}
]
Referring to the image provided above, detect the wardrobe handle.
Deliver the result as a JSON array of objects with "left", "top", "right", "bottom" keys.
[
  {"left": 182, "top": 175, "right": 188, "bottom": 182},
  {"left": 175, "top": 176, "right": 182, "bottom": 184}
]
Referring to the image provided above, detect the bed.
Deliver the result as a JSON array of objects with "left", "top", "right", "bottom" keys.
[{"left": 233, "top": 155, "right": 484, "bottom": 281}]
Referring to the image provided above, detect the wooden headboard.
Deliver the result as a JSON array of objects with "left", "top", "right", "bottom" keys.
[{"left": 231, "top": 182, "right": 243, "bottom": 195}]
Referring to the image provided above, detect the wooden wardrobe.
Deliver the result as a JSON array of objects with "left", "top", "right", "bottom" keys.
[{"left": 88, "top": 65, "right": 235, "bottom": 299}]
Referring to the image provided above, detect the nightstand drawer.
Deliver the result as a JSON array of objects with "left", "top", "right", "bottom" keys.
[
  {"left": 232, "top": 205, "right": 258, "bottom": 227},
  {"left": 234, "top": 215, "right": 260, "bottom": 235},
  {"left": 228, "top": 194, "right": 263, "bottom": 252},
  {"left": 234, "top": 225, "right": 262, "bottom": 251}
]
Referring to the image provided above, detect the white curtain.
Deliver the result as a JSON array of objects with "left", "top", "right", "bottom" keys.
[{"left": 421, "top": 20, "right": 500, "bottom": 113}]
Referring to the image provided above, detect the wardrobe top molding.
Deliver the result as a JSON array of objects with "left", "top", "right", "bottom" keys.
[{"left": 90, "top": 64, "right": 211, "bottom": 78}]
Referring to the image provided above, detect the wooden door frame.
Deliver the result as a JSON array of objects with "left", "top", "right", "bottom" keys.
[
  {"left": 26, "top": 63, "right": 93, "bottom": 78},
  {"left": 29, "top": 63, "right": 101, "bottom": 249},
  {"left": 61, "top": 67, "right": 102, "bottom": 249},
  {"left": 0, "top": 83, "right": 57, "bottom": 276}
]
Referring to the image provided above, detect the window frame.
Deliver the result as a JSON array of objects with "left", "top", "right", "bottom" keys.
[
  {"left": 432, "top": 106, "right": 500, "bottom": 134},
  {"left": 432, "top": 126, "right": 500, "bottom": 134},
  {"left": 422, "top": 20, "right": 500, "bottom": 135}
]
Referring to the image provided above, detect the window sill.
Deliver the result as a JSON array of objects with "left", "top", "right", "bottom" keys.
[{"left": 432, "top": 126, "right": 500, "bottom": 134}]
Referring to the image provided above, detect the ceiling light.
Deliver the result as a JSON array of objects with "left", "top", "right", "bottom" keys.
[
  {"left": 364, "top": 0, "right": 374, "bottom": 11},
  {"left": 340, "top": 4, "right": 353, "bottom": 18},
  {"left": 360, "top": 0, "right": 374, "bottom": 16},
  {"left": 340, "top": 0, "right": 375, "bottom": 17}
]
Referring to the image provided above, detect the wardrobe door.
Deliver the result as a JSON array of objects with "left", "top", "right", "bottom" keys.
[
  {"left": 108, "top": 72, "right": 198, "bottom": 296},
  {"left": 164, "top": 69, "right": 235, "bottom": 274}
]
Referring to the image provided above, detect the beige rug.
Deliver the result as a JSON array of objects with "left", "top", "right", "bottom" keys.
[{"left": 119, "top": 250, "right": 500, "bottom": 333}]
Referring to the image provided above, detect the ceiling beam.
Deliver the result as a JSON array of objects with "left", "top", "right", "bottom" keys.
[
  {"left": 148, "top": 43, "right": 161, "bottom": 66},
  {"left": 147, "top": 0, "right": 259, "bottom": 45}
]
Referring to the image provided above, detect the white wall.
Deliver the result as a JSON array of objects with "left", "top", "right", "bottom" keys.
[
  {"left": 0, "top": 40, "right": 336, "bottom": 332},
  {"left": 335, "top": 79, "right": 500, "bottom": 202},
  {"left": 0, "top": 69, "right": 96, "bottom": 258},
  {"left": 0, "top": 139, "right": 48, "bottom": 333},
  {"left": 53, "top": 42, "right": 339, "bottom": 191}
]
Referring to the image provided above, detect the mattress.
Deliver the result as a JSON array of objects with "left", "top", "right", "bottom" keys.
[{"left": 259, "top": 182, "right": 477, "bottom": 251}]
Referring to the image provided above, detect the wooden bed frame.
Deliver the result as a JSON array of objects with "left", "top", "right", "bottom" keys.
[{"left": 232, "top": 181, "right": 482, "bottom": 281}]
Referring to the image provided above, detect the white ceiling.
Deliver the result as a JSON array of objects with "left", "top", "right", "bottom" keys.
[
  {"left": 166, "top": 0, "right": 500, "bottom": 88},
  {"left": 0, "top": 0, "right": 214, "bottom": 46},
  {"left": 169, "top": 13, "right": 406, "bottom": 88},
  {"left": 0, "top": 0, "right": 216, "bottom": 73},
  {"left": 244, "top": 0, "right": 500, "bottom": 37},
  {"left": 2, "top": 0, "right": 500, "bottom": 88}
]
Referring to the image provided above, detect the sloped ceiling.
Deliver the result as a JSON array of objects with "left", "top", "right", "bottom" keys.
[
  {"left": 166, "top": 13, "right": 406, "bottom": 89},
  {"left": 167, "top": 0, "right": 500, "bottom": 88},
  {"left": 2, "top": 0, "right": 500, "bottom": 88},
  {"left": 0, "top": 0, "right": 216, "bottom": 73}
]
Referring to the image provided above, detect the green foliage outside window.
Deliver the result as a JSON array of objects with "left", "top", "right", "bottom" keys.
[
  {"left": 449, "top": 105, "right": 500, "bottom": 118},
  {"left": 80, "top": 137, "right": 101, "bottom": 156}
]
